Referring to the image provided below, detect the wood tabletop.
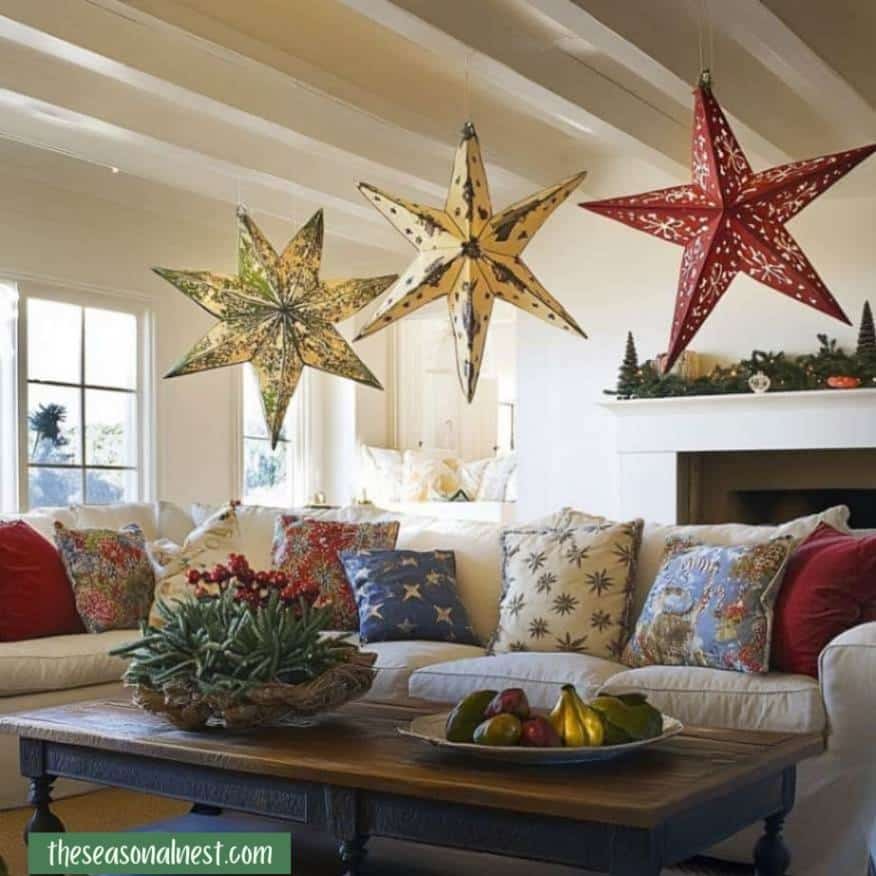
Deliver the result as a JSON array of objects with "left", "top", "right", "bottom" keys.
[{"left": 0, "top": 699, "right": 824, "bottom": 828}]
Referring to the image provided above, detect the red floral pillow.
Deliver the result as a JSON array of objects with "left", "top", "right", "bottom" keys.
[
  {"left": 772, "top": 523, "right": 876, "bottom": 678},
  {"left": 0, "top": 521, "right": 84, "bottom": 641},
  {"left": 54, "top": 522, "right": 155, "bottom": 633},
  {"left": 271, "top": 516, "right": 400, "bottom": 630}
]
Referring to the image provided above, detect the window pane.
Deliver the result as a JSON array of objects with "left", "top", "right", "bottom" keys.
[
  {"left": 28, "top": 467, "right": 82, "bottom": 508},
  {"left": 27, "top": 383, "right": 81, "bottom": 464},
  {"left": 243, "top": 438, "right": 291, "bottom": 506},
  {"left": 85, "top": 469, "right": 136, "bottom": 504},
  {"left": 27, "top": 299, "right": 81, "bottom": 383},
  {"left": 85, "top": 389, "right": 136, "bottom": 466},
  {"left": 85, "top": 308, "right": 137, "bottom": 389},
  {"left": 242, "top": 365, "right": 270, "bottom": 439}
]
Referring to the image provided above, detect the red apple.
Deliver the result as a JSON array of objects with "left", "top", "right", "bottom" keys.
[
  {"left": 521, "top": 716, "right": 563, "bottom": 748},
  {"left": 484, "top": 688, "right": 530, "bottom": 721}
]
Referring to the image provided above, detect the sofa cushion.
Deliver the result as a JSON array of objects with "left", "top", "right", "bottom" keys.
[
  {"left": 0, "top": 521, "right": 84, "bottom": 641},
  {"left": 341, "top": 549, "right": 478, "bottom": 646},
  {"left": 772, "top": 524, "right": 876, "bottom": 678},
  {"left": 272, "top": 517, "right": 400, "bottom": 630},
  {"left": 492, "top": 520, "right": 643, "bottom": 660},
  {"left": 600, "top": 665, "right": 826, "bottom": 734},
  {"left": 73, "top": 503, "right": 160, "bottom": 541},
  {"left": 0, "top": 629, "right": 135, "bottom": 696},
  {"left": 408, "top": 652, "right": 625, "bottom": 710},
  {"left": 0, "top": 507, "right": 77, "bottom": 542},
  {"left": 624, "top": 536, "right": 795, "bottom": 674},
  {"left": 355, "top": 637, "right": 486, "bottom": 703},
  {"left": 394, "top": 517, "right": 503, "bottom": 646}
]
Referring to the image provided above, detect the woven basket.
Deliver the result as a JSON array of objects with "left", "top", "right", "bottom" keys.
[{"left": 131, "top": 649, "right": 377, "bottom": 731}]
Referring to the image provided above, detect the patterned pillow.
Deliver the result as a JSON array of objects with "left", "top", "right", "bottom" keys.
[
  {"left": 271, "top": 517, "right": 400, "bottom": 630},
  {"left": 339, "top": 549, "right": 478, "bottom": 645},
  {"left": 623, "top": 536, "right": 796, "bottom": 673},
  {"left": 54, "top": 522, "right": 155, "bottom": 633},
  {"left": 490, "top": 520, "right": 643, "bottom": 659},
  {"left": 148, "top": 503, "right": 241, "bottom": 627}
]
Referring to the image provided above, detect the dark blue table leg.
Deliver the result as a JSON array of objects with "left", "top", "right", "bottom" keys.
[{"left": 24, "top": 775, "right": 65, "bottom": 843}]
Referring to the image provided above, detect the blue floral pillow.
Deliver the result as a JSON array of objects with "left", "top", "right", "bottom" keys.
[
  {"left": 339, "top": 549, "right": 478, "bottom": 646},
  {"left": 624, "top": 536, "right": 795, "bottom": 673}
]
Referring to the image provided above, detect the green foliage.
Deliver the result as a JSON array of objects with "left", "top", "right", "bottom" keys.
[
  {"left": 616, "top": 332, "right": 640, "bottom": 399},
  {"left": 858, "top": 300, "right": 876, "bottom": 358},
  {"left": 28, "top": 402, "right": 69, "bottom": 459},
  {"left": 607, "top": 334, "right": 876, "bottom": 399},
  {"left": 110, "top": 589, "right": 352, "bottom": 701}
]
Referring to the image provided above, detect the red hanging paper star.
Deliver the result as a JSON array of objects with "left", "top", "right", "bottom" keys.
[{"left": 581, "top": 73, "right": 876, "bottom": 370}]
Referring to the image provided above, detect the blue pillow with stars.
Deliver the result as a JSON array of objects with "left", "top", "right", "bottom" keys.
[{"left": 339, "top": 549, "right": 478, "bottom": 646}]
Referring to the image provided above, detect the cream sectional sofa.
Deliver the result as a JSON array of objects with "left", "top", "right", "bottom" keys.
[{"left": 0, "top": 501, "right": 873, "bottom": 876}]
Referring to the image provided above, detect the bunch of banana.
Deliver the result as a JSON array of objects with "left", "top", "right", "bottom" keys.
[{"left": 549, "top": 684, "right": 605, "bottom": 747}]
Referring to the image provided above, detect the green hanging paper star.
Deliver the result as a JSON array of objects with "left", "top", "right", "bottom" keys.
[{"left": 155, "top": 208, "right": 396, "bottom": 448}]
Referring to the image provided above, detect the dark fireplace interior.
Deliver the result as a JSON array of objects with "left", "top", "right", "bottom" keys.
[{"left": 678, "top": 449, "right": 876, "bottom": 529}]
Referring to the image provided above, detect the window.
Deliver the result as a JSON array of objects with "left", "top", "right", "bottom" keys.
[
  {"left": 241, "top": 364, "right": 309, "bottom": 506},
  {"left": 21, "top": 293, "right": 147, "bottom": 509}
]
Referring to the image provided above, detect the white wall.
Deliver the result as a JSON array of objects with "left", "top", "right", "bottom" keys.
[
  {"left": 517, "top": 156, "right": 876, "bottom": 521},
  {"left": 0, "top": 165, "right": 396, "bottom": 510}
]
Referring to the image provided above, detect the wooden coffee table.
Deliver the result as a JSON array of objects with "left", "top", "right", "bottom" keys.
[{"left": 0, "top": 699, "right": 823, "bottom": 876}]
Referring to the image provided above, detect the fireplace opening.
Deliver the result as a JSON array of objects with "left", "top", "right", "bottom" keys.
[
  {"left": 679, "top": 449, "right": 876, "bottom": 529},
  {"left": 732, "top": 489, "right": 876, "bottom": 529}
]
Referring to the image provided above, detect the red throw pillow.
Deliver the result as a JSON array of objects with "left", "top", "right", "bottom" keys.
[
  {"left": 0, "top": 521, "right": 84, "bottom": 641},
  {"left": 772, "top": 523, "right": 876, "bottom": 677},
  {"left": 271, "top": 516, "right": 400, "bottom": 630}
]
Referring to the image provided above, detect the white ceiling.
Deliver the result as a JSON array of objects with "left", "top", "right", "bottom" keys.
[{"left": 0, "top": 0, "right": 872, "bottom": 254}]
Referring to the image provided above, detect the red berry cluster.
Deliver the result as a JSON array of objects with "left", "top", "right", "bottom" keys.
[{"left": 186, "top": 553, "right": 322, "bottom": 609}]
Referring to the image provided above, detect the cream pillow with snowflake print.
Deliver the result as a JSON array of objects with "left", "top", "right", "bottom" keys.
[{"left": 489, "top": 520, "right": 644, "bottom": 659}]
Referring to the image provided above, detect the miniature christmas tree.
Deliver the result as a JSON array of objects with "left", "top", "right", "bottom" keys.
[
  {"left": 616, "top": 331, "right": 640, "bottom": 398},
  {"left": 857, "top": 300, "right": 875, "bottom": 359}
]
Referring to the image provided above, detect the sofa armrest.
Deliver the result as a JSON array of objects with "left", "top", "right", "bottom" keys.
[{"left": 819, "top": 621, "right": 876, "bottom": 760}]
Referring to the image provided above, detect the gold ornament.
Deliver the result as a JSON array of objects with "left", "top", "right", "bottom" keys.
[
  {"left": 357, "top": 123, "right": 587, "bottom": 401},
  {"left": 155, "top": 208, "right": 396, "bottom": 448}
]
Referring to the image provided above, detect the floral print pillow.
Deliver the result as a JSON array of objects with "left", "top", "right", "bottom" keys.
[
  {"left": 54, "top": 522, "right": 155, "bottom": 633},
  {"left": 271, "top": 516, "right": 400, "bottom": 630},
  {"left": 490, "top": 520, "right": 643, "bottom": 660},
  {"left": 623, "top": 536, "right": 795, "bottom": 673}
]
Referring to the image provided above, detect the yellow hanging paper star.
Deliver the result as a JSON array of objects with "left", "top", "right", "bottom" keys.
[
  {"left": 154, "top": 208, "right": 396, "bottom": 448},
  {"left": 357, "top": 123, "right": 588, "bottom": 401}
]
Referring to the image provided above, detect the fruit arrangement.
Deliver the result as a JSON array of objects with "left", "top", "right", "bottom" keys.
[{"left": 445, "top": 684, "right": 663, "bottom": 749}]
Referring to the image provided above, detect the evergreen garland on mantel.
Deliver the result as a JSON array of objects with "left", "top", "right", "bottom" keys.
[{"left": 608, "top": 302, "right": 876, "bottom": 400}]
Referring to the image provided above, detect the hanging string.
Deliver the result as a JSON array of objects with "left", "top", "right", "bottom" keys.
[
  {"left": 708, "top": 0, "right": 715, "bottom": 78},
  {"left": 464, "top": 51, "right": 472, "bottom": 123}
]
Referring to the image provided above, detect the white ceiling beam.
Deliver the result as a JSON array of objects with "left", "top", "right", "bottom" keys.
[
  {"left": 0, "top": 0, "right": 538, "bottom": 199},
  {"left": 707, "top": 0, "right": 876, "bottom": 143},
  {"left": 524, "top": 0, "right": 790, "bottom": 168},
  {"left": 338, "top": 0, "right": 688, "bottom": 178}
]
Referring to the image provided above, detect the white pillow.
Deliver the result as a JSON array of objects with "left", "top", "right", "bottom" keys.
[
  {"left": 73, "top": 502, "right": 160, "bottom": 541},
  {"left": 148, "top": 503, "right": 243, "bottom": 626},
  {"left": 360, "top": 445, "right": 404, "bottom": 503},
  {"left": 401, "top": 449, "right": 459, "bottom": 501},
  {"left": 477, "top": 453, "right": 517, "bottom": 501},
  {"left": 0, "top": 507, "right": 77, "bottom": 542},
  {"left": 458, "top": 457, "right": 492, "bottom": 499}
]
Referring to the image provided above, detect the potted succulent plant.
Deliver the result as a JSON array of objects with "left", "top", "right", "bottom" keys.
[{"left": 110, "top": 554, "right": 375, "bottom": 730}]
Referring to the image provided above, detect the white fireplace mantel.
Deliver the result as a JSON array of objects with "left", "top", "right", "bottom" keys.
[{"left": 599, "top": 389, "right": 876, "bottom": 522}]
